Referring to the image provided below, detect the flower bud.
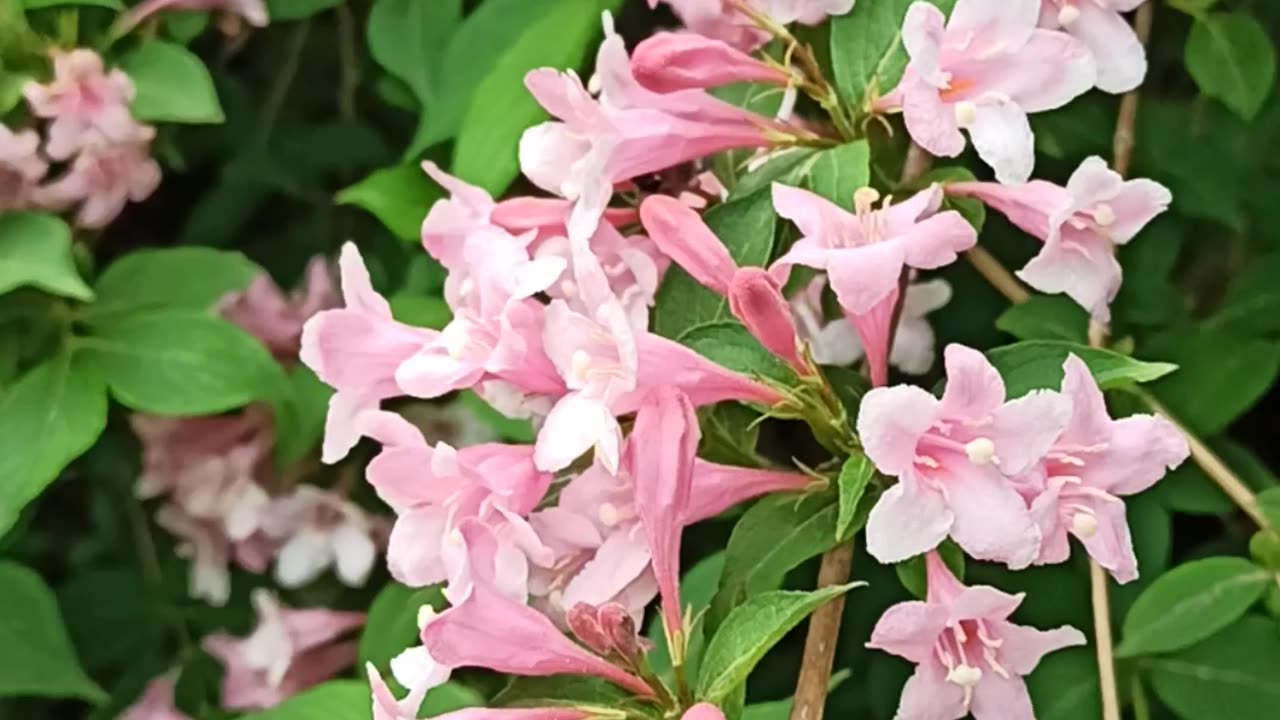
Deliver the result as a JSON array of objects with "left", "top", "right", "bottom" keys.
[
  {"left": 566, "top": 603, "right": 612, "bottom": 656},
  {"left": 598, "top": 603, "right": 641, "bottom": 662},
  {"left": 631, "top": 32, "right": 790, "bottom": 93},
  {"left": 728, "top": 267, "right": 808, "bottom": 375}
]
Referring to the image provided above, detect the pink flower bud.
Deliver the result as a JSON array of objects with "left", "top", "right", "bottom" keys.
[
  {"left": 597, "top": 603, "right": 641, "bottom": 663},
  {"left": 639, "top": 195, "right": 736, "bottom": 295},
  {"left": 682, "top": 703, "right": 727, "bottom": 720},
  {"left": 631, "top": 32, "right": 790, "bottom": 93},
  {"left": 566, "top": 603, "right": 612, "bottom": 656},
  {"left": 728, "top": 267, "right": 807, "bottom": 375}
]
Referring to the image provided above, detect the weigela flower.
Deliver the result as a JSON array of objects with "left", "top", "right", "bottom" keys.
[
  {"left": 857, "top": 345, "right": 1071, "bottom": 566},
  {"left": 261, "top": 486, "right": 382, "bottom": 590},
  {"left": 1039, "top": 0, "right": 1147, "bottom": 93},
  {"left": 118, "top": 0, "right": 269, "bottom": 37},
  {"left": 646, "top": 0, "right": 855, "bottom": 50},
  {"left": 630, "top": 32, "right": 792, "bottom": 93},
  {"left": 868, "top": 552, "right": 1085, "bottom": 720},
  {"left": 0, "top": 125, "right": 49, "bottom": 211},
  {"left": 217, "top": 257, "right": 336, "bottom": 362},
  {"left": 947, "top": 156, "right": 1171, "bottom": 323},
  {"left": 38, "top": 139, "right": 161, "bottom": 229},
  {"left": 23, "top": 49, "right": 146, "bottom": 160}
]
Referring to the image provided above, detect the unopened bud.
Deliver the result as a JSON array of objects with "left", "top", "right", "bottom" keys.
[
  {"left": 598, "top": 602, "right": 641, "bottom": 662},
  {"left": 566, "top": 603, "right": 612, "bottom": 655}
]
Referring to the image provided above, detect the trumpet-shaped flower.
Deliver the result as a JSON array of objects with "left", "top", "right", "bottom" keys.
[
  {"left": 38, "top": 139, "right": 161, "bottom": 229},
  {"left": 1039, "top": 0, "right": 1147, "bottom": 93},
  {"left": 23, "top": 49, "right": 144, "bottom": 160},
  {"left": 631, "top": 32, "right": 791, "bottom": 92}
]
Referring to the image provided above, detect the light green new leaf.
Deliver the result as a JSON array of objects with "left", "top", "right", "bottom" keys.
[
  {"left": 829, "top": 0, "right": 954, "bottom": 109},
  {"left": 367, "top": 0, "right": 460, "bottom": 106},
  {"left": 0, "top": 212, "right": 93, "bottom": 301},
  {"left": 239, "top": 680, "right": 369, "bottom": 720},
  {"left": 697, "top": 585, "right": 861, "bottom": 704},
  {"left": 1116, "top": 556, "right": 1270, "bottom": 657},
  {"left": 996, "top": 296, "right": 1089, "bottom": 343},
  {"left": 81, "top": 310, "right": 286, "bottom": 416},
  {"left": 0, "top": 352, "right": 107, "bottom": 537},
  {"left": 1184, "top": 12, "right": 1276, "bottom": 121},
  {"left": 0, "top": 562, "right": 106, "bottom": 702},
  {"left": 835, "top": 453, "right": 873, "bottom": 540},
  {"left": 266, "top": 0, "right": 339, "bottom": 20},
  {"left": 1148, "top": 616, "right": 1280, "bottom": 720},
  {"left": 358, "top": 583, "right": 445, "bottom": 679},
  {"left": 985, "top": 340, "right": 1177, "bottom": 398},
  {"left": 450, "top": 0, "right": 608, "bottom": 194},
  {"left": 337, "top": 164, "right": 443, "bottom": 241},
  {"left": 118, "top": 40, "right": 224, "bottom": 124},
  {"left": 803, "top": 141, "right": 871, "bottom": 210},
  {"left": 0, "top": 71, "right": 29, "bottom": 113},
  {"left": 88, "top": 247, "right": 259, "bottom": 318}
]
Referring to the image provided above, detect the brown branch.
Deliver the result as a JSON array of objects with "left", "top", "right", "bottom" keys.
[{"left": 788, "top": 143, "right": 934, "bottom": 720}]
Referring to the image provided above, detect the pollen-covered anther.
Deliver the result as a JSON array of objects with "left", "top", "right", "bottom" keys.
[
  {"left": 1071, "top": 510, "right": 1099, "bottom": 538},
  {"left": 598, "top": 502, "right": 620, "bottom": 527},
  {"left": 964, "top": 437, "right": 996, "bottom": 465},
  {"left": 1057, "top": 3, "right": 1080, "bottom": 26},
  {"left": 853, "top": 186, "right": 881, "bottom": 214},
  {"left": 570, "top": 349, "right": 592, "bottom": 383},
  {"left": 1091, "top": 203, "right": 1116, "bottom": 226},
  {"left": 954, "top": 101, "right": 977, "bottom": 128}
]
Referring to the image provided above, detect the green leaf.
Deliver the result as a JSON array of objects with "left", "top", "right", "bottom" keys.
[
  {"left": 894, "top": 540, "right": 964, "bottom": 599},
  {"left": 803, "top": 141, "right": 871, "bottom": 210},
  {"left": 0, "top": 352, "right": 107, "bottom": 537},
  {"left": 1184, "top": 12, "right": 1276, "bottom": 121},
  {"left": 358, "top": 583, "right": 445, "bottom": 677},
  {"left": 1209, "top": 252, "right": 1280, "bottom": 336},
  {"left": 457, "top": 391, "right": 535, "bottom": 443},
  {"left": 266, "top": 0, "right": 339, "bottom": 20},
  {"left": 1145, "top": 326, "right": 1280, "bottom": 436},
  {"left": 654, "top": 189, "right": 777, "bottom": 340},
  {"left": 996, "top": 296, "right": 1088, "bottom": 343},
  {"left": 829, "top": 0, "right": 953, "bottom": 109},
  {"left": 81, "top": 310, "right": 285, "bottom": 416},
  {"left": 88, "top": 247, "right": 259, "bottom": 318},
  {"left": 1169, "top": 0, "right": 1221, "bottom": 15},
  {"left": 1148, "top": 616, "right": 1280, "bottom": 720},
  {"left": 58, "top": 569, "right": 162, "bottom": 674},
  {"left": 1258, "top": 488, "right": 1280, "bottom": 529},
  {"left": 1116, "top": 556, "right": 1270, "bottom": 657},
  {"left": 679, "top": 321, "right": 795, "bottom": 385},
  {"left": 163, "top": 10, "right": 209, "bottom": 43},
  {"left": 0, "top": 212, "right": 93, "bottom": 301},
  {"left": 450, "top": 0, "right": 606, "bottom": 194},
  {"left": 0, "top": 70, "right": 31, "bottom": 113},
  {"left": 366, "top": 0, "right": 460, "bottom": 106},
  {"left": 270, "top": 366, "right": 332, "bottom": 467},
  {"left": 1025, "top": 648, "right": 1100, "bottom": 720},
  {"left": 1114, "top": 217, "right": 1183, "bottom": 327},
  {"left": 0, "top": 562, "right": 106, "bottom": 702},
  {"left": 21, "top": 0, "right": 121, "bottom": 9},
  {"left": 117, "top": 40, "right": 223, "bottom": 124},
  {"left": 239, "top": 680, "right": 369, "bottom": 720},
  {"left": 337, "top": 165, "right": 443, "bottom": 242},
  {"left": 493, "top": 675, "right": 632, "bottom": 709},
  {"left": 835, "top": 453, "right": 873, "bottom": 540},
  {"left": 728, "top": 147, "right": 819, "bottom": 200},
  {"left": 985, "top": 340, "right": 1177, "bottom": 398},
  {"left": 1152, "top": 437, "right": 1276, "bottom": 515},
  {"left": 647, "top": 552, "right": 726, "bottom": 681},
  {"left": 697, "top": 585, "right": 861, "bottom": 704},
  {"left": 389, "top": 294, "right": 451, "bottom": 330}
]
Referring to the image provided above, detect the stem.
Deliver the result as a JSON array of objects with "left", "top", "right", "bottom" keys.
[
  {"left": 255, "top": 21, "right": 310, "bottom": 146},
  {"left": 336, "top": 2, "right": 359, "bottom": 121},
  {"left": 788, "top": 142, "right": 934, "bottom": 720},
  {"left": 1131, "top": 673, "right": 1152, "bottom": 720},
  {"left": 1089, "top": 560, "right": 1121, "bottom": 720},
  {"left": 966, "top": 246, "right": 1030, "bottom": 304}
]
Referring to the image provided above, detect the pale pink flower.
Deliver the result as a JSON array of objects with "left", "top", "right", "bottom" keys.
[
  {"left": 368, "top": 664, "right": 586, "bottom": 720},
  {"left": 300, "top": 243, "right": 435, "bottom": 463},
  {"left": 117, "top": 0, "right": 269, "bottom": 38},
  {"left": 857, "top": 345, "right": 1071, "bottom": 566},
  {"left": 631, "top": 32, "right": 791, "bottom": 92},
  {"left": 868, "top": 552, "right": 1085, "bottom": 720},
  {"left": 203, "top": 590, "right": 364, "bottom": 710},
  {"left": 0, "top": 125, "right": 48, "bottom": 211},
  {"left": 532, "top": 224, "right": 668, "bottom": 330},
  {"left": 122, "top": 672, "right": 192, "bottom": 720},
  {"left": 890, "top": 0, "right": 1095, "bottom": 183},
  {"left": 261, "top": 486, "right": 381, "bottom": 589},
  {"left": 1022, "top": 355, "right": 1187, "bottom": 582},
  {"left": 771, "top": 183, "right": 974, "bottom": 386},
  {"left": 647, "top": 0, "right": 855, "bottom": 50},
  {"left": 155, "top": 504, "right": 274, "bottom": 605},
  {"left": 38, "top": 139, "right": 161, "bottom": 229},
  {"left": 682, "top": 704, "right": 727, "bottom": 720},
  {"left": 520, "top": 13, "right": 790, "bottom": 240},
  {"left": 947, "top": 156, "right": 1170, "bottom": 323},
  {"left": 23, "top": 49, "right": 146, "bottom": 160},
  {"left": 218, "top": 257, "right": 335, "bottom": 362},
  {"left": 1039, "top": 0, "right": 1146, "bottom": 93}
]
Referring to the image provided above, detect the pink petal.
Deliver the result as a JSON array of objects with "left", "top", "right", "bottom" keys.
[
  {"left": 728, "top": 267, "right": 807, "bottom": 373},
  {"left": 901, "top": 71, "right": 965, "bottom": 158},
  {"left": 867, "top": 600, "right": 949, "bottom": 664},
  {"left": 631, "top": 32, "right": 789, "bottom": 92},
  {"left": 1069, "top": 1, "right": 1146, "bottom": 93},
  {"left": 857, "top": 385, "right": 939, "bottom": 475},
  {"left": 1058, "top": 354, "right": 1113, "bottom": 446},
  {"left": 1092, "top": 414, "right": 1188, "bottom": 496},
  {"left": 629, "top": 332, "right": 783, "bottom": 409},
  {"left": 686, "top": 460, "right": 812, "bottom": 522},
  {"left": 994, "top": 621, "right": 1087, "bottom": 675},
  {"left": 826, "top": 242, "right": 906, "bottom": 315},
  {"left": 902, "top": 2, "right": 948, "bottom": 86},
  {"left": 387, "top": 506, "right": 448, "bottom": 587},
  {"left": 534, "top": 393, "right": 621, "bottom": 473},
  {"left": 1107, "top": 179, "right": 1172, "bottom": 245},
  {"left": 897, "top": 210, "right": 978, "bottom": 270},
  {"left": 865, "top": 478, "right": 954, "bottom": 564},
  {"left": 770, "top": 182, "right": 860, "bottom": 251},
  {"left": 938, "top": 344, "right": 1006, "bottom": 422},
  {"left": 946, "top": 0, "right": 1039, "bottom": 54},
  {"left": 989, "top": 389, "right": 1073, "bottom": 476},
  {"left": 947, "top": 585, "right": 1023, "bottom": 624},
  {"left": 640, "top": 194, "right": 737, "bottom": 295},
  {"left": 977, "top": 30, "right": 1096, "bottom": 112},
  {"left": 895, "top": 660, "right": 967, "bottom": 720},
  {"left": 967, "top": 96, "right": 1035, "bottom": 184},
  {"left": 562, "top": 529, "right": 652, "bottom": 609},
  {"left": 1076, "top": 493, "right": 1139, "bottom": 582},
  {"left": 946, "top": 179, "right": 1070, "bottom": 241},
  {"left": 1064, "top": 156, "right": 1124, "bottom": 208},
  {"left": 969, "top": 672, "right": 1036, "bottom": 720},
  {"left": 945, "top": 464, "right": 1041, "bottom": 569},
  {"left": 1017, "top": 228, "right": 1122, "bottom": 322}
]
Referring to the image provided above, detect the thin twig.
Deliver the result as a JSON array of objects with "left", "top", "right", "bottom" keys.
[
  {"left": 966, "top": 246, "right": 1030, "bottom": 304},
  {"left": 255, "top": 21, "right": 311, "bottom": 146},
  {"left": 1090, "top": 560, "right": 1122, "bottom": 720},
  {"left": 335, "top": 2, "right": 359, "bottom": 121},
  {"left": 788, "top": 142, "right": 934, "bottom": 720}
]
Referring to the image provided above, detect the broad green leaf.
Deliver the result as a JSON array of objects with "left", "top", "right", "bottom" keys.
[
  {"left": 697, "top": 584, "right": 861, "bottom": 704},
  {"left": 358, "top": 583, "right": 445, "bottom": 678},
  {"left": 679, "top": 321, "right": 795, "bottom": 385},
  {"left": 163, "top": 10, "right": 209, "bottom": 43},
  {"left": 829, "top": 0, "right": 954, "bottom": 109},
  {"left": 996, "top": 296, "right": 1088, "bottom": 343},
  {"left": 1151, "top": 437, "right": 1276, "bottom": 515},
  {"left": 88, "top": 247, "right": 259, "bottom": 318},
  {"left": 450, "top": 0, "right": 606, "bottom": 194},
  {"left": 1116, "top": 556, "right": 1270, "bottom": 657},
  {"left": 803, "top": 141, "right": 871, "bottom": 209},
  {"left": 0, "top": 212, "right": 93, "bottom": 301},
  {"left": 1135, "top": 99, "right": 1246, "bottom": 230},
  {"left": 0, "top": 352, "right": 107, "bottom": 537},
  {"left": 493, "top": 675, "right": 632, "bottom": 708},
  {"left": 389, "top": 294, "right": 451, "bottom": 330},
  {"left": 118, "top": 40, "right": 223, "bottom": 124},
  {"left": 239, "top": 680, "right": 368, "bottom": 720},
  {"left": 1145, "top": 326, "right": 1280, "bottom": 436},
  {"left": 985, "top": 340, "right": 1177, "bottom": 398},
  {"left": 1148, "top": 616, "right": 1280, "bottom": 720},
  {"left": 728, "top": 147, "right": 819, "bottom": 199},
  {"left": 1114, "top": 218, "right": 1184, "bottom": 327},
  {"left": 697, "top": 402, "right": 764, "bottom": 467},
  {"left": 654, "top": 189, "right": 778, "bottom": 340},
  {"left": 1208, "top": 252, "right": 1280, "bottom": 336},
  {"left": 366, "top": 0, "right": 460, "bottom": 106},
  {"left": 266, "top": 0, "right": 339, "bottom": 20},
  {"left": 835, "top": 453, "right": 873, "bottom": 540},
  {"left": 270, "top": 366, "right": 332, "bottom": 468},
  {"left": 337, "top": 165, "right": 442, "bottom": 241},
  {"left": 0, "top": 562, "right": 106, "bottom": 702},
  {"left": 1030, "top": 95, "right": 1114, "bottom": 161},
  {"left": 1184, "top": 12, "right": 1276, "bottom": 121},
  {"left": 1025, "top": 648, "right": 1100, "bottom": 720},
  {"left": 21, "top": 0, "right": 121, "bottom": 8},
  {"left": 894, "top": 540, "right": 964, "bottom": 599},
  {"left": 80, "top": 310, "right": 285, "bottom": 416},
  {"left": 58, "top": 569, "right": 162, "bottom": 674}
]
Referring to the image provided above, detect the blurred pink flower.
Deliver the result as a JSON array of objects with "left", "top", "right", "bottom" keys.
[
  {"left": 869, "top": 552, "right": 1085, "bottom": 720},
  {"left": 121, "top": 672, "right": 192, "bottom": 720},
  {"left": 947, "top": 156, "right": 1171, "bottom": 323},
  {"left": 857, "top": 345, "right": 1070, "bottom": 566},
  {"left": 23, "top": 48, "right": 146, "bottom": 160},
  {"left": 37, "top": 139, "right": 161, "bottom": 229},
  {"left": 262, "top": 486, "right": 382, "bottom": 589},
  {"left": 0, "top": 125, "right": 48, "bottom": 211},
  {"left": 1039, "top": 0, "right": 1146, "bottom": 93},
  {"left": 218, "top": 256, "right": 336, "bottom": 361},
  {"left": 203, "top": 590, "right": 364, "bottom": 710},
  {"left": 118, "top": 0, "right": 269, "bottom": 37},
  {"left": 682, "top": 704, "right": 727, "bottom": 720},
  {"left": 647, "top": 0, "right": 855, "bottom": 50}
]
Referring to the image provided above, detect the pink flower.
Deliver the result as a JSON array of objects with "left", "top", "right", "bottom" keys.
[
  {"left": 1023, "top": 355, "right": 1187, "bottom": 582},
  {"left": 217, "top": 256, "right": 335, "bottom": 362},
  {"left": 117, "top": 0, "right": 269, "bottom": 38},
  {"left": 368, "top": 664, "right": 586, "bottom": 720},
  {"left": 631, "top": 32, "right": 791, "bottom": 92},
  {"left": 647, "top": 0, "right": 855, "bottom": 50},
  {"left": 37, "top": 139, "right": 161, "bottom": 229},
  {"left": 520, "top": 13, "right": 790, "bottom": 240},
  {"left": 891, "top": 0, "right": 1095, "bottom": 182},
  {"left": 1039, "top": 0, "right": 1147, "bottom": 93},
  {"left": 868, "top": 552, "right": 1085, "bottom": 720},
  {"left": 203, "top": 590, "right": 365, "bottom": 710},
  {"left": 122, "top": 672, "right": 192, "bottom": 720},
  {"left": 857, "top": 345, "right": 1071, "bottom": 566},
  {"left": 24, "top": 49, "right": 146, "bottom": 160},
  {"left": 0, "top": 125, "right": 49, "bottom": 211},
  {"left": 300, "top": 243, "right": 435, "bottom": 462},
  {"left": 947, "top": 156, "right": 1170, "bottom": 323},
  {"left": 155, "top": 504, "right": 273, "bottom": 605},
  {"left": 261, "top": 486, "right": 382, "bottom": 589},
  {"left": 422, "top": 583, "right": 654, "bottom": 697},
  {"left": 771, "top": 183, "right": 974, "bottom": 386},
  {"left": 682, "top": 704, "right": 727, "bottom": 720}
]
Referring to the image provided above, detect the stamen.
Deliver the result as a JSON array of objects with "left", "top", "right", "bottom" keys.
[
  {"left": 444, "top": 332, "right": 469, "bottom": 360},
  {"left": 946, "top": 664, "right": 983, "bottom": 708},
  {"left": 954, "top": 101, "right": 977, "bottom": 128},
  {"left": 1092, "top": 203, "right": 1116, "bottom": 226},
  {"left": 446, "top": 528, "right": 464, "bottom": 546},
  {"left": 853, "top": 186, "right": 881, "bottom": 215},
  {"left": 1058, "top": 3, "right": 1080, "bottom": 26},
  {"left": 1071, "top": 510, "right": 1099, "bottom": 538},
  {"left": 417, "top": 605, "right": 437, "bottom": 630},
  {"left": 964, "top": 437, "right": 996, "bottom": 465},
  {"left": 915, "top": 455, "right": 941, "bottom": 469},
  {"left": 983, "top": 646, "right": 1011, "bottom": 679},
  {"left": 598, "top": 502, "right": 620, "bottom": 527}
]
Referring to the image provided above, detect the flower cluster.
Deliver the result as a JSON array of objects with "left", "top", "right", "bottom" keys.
[{"left": 3, "top": 49, "right": 161, "bottom": 228}]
